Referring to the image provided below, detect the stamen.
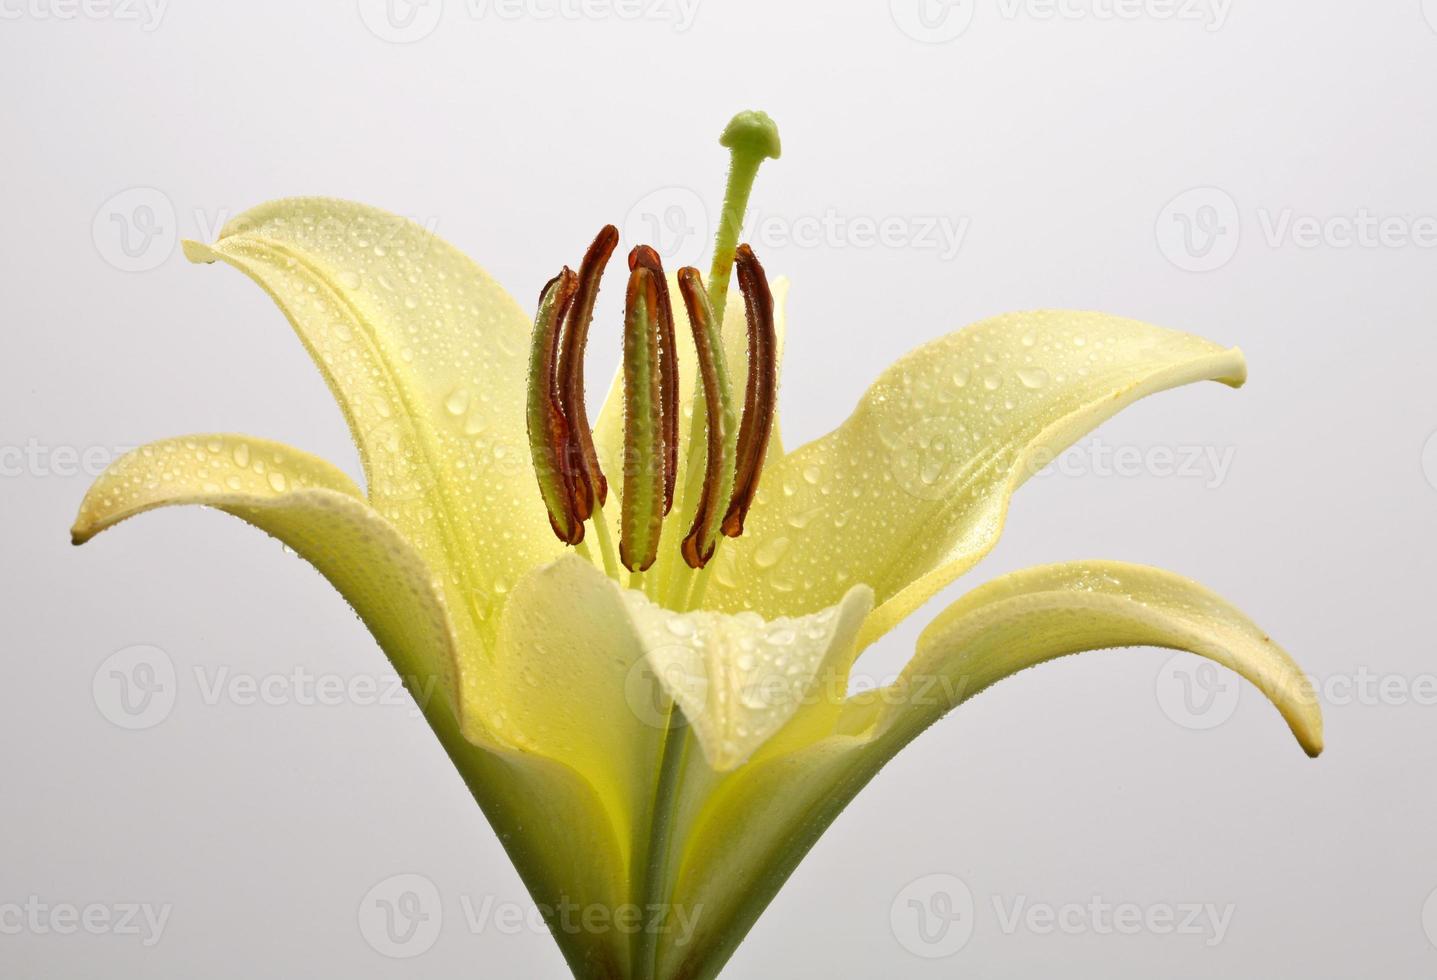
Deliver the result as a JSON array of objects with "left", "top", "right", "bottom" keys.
[
  {"left": 676, "top": 268, "right": 737, "bottom": 569},
  {"left": 558, "top": 225, "right": 619, "bottom": 521},
  {"left": 722, "top": 245, "right": 777, "bottom": 538},
  {"left": 628, "top": 246, "right": 679, "bottom": 514},
  {"left": 619, "top": 266, "right": 667, "bottom": 573},
  {"left": 525, "top": 269, "right": 584, "bottom": 545}
]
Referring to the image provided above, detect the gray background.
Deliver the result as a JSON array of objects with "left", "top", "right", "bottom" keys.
[{"left": 3, "top": 1, "right": 1434, "bottom": 976}]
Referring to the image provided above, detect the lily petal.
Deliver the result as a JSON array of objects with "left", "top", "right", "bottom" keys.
[
  {"left": 71, "top": 434, "right": 469, "bottom": 727},
  {"left": 882, "top": 560, "right": 1322, "bottom": 753},
  {"left": 72, "top": 436, "right": 636, "bottom": 977},
  {"left": 488, "top": 555, "right": 664, "bottom": 848},
  {"left": 183, "top": 198, "right": 559, "bottom": 639},
  {"left": 620, "top": 578, "right": 872, "bottom": 771},
  {"left": 494, "top": 554, "right": 871, "bottom": 780},
  {"left": 661, "top": 560, "right": 1319, "bottom": 980},
  {"left": 704, "top": 311, "right": 1248, "bottom": 650}
]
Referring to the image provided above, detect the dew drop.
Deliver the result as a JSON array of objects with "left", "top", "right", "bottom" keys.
[
  {"left": 444, "top": 387, "right": 471, "bottom": 416},
  {"left": 753, "top": 536, "right": 791, "bottom": 569}
]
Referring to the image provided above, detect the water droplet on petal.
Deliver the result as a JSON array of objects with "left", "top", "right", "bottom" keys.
[
  {"left": 753, "top": 536, "right": 791, "bottom": 570},
  {"left": 1017, "top": 367, "right": 1050, "bottom": 389}
]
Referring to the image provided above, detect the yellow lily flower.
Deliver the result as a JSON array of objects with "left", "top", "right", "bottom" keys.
[{"left": 71, "top": 111, "right": 1322, "bottom": 980}]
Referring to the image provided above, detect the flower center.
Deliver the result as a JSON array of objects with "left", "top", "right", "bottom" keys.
[{"left": 524, "top": 111, "right": 781, "bottom": 585}]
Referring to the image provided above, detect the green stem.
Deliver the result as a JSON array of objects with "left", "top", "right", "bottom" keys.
[{"left": 634, "top": 708, "right": 691, "bottom": 980}]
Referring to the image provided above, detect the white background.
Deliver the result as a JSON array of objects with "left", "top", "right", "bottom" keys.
[{"left": 3, "top": 1, "right": 1436, "bottom": 976}]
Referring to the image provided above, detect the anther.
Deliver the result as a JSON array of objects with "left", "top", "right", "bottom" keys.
[
  {"left": 628, "top": 245, "right": 678, "bottom": 514},
  {"left": 619, "top": 266, "right": 668, "bottom": 572},
  {"left": 721, "top": 244, "right": 777, "bottom": 538},
  {"left": 677, "top": 267, "right": 738, "bottom": 569},
  {"left": 558, "top": 225, "right": 619, "bottom": 521},
  {"left": 525, "top": 269, "right": 584, "bottom": 545}
]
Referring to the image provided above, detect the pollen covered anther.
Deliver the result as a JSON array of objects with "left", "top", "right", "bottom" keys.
[
  {"left": 677, "top": 267, "right": 736, "bottom": 569},
  {"left": 558, "top": 225, "right": 619, "bottom": 521},
  {"left": 628, "top": 245, "right": 679, "bottom": 514},
  {"left": 525, "top": 268, "right": 584, "bottom": 545},
  {"left": 619, "top": 265, "right": 668, "bottom": 573},
  {"left": 722, "top": 244, "right": 777, "bottom": 538}
]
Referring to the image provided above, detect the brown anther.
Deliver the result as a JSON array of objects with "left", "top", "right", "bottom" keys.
[
  {"left": 558, "top": 225, "right": 619, "bottom": 521},
  {"left": 721, "top": 244, "right": 777, "bottom": 538},
  {"left": 526, "top": 268, "right": 585, "bottom": 545},
  {"left": 676, "top": 267, "right": 730, "bottom": 569},
  {"left": 628, "top": 245, "right": 678, "bottom": 515}
]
